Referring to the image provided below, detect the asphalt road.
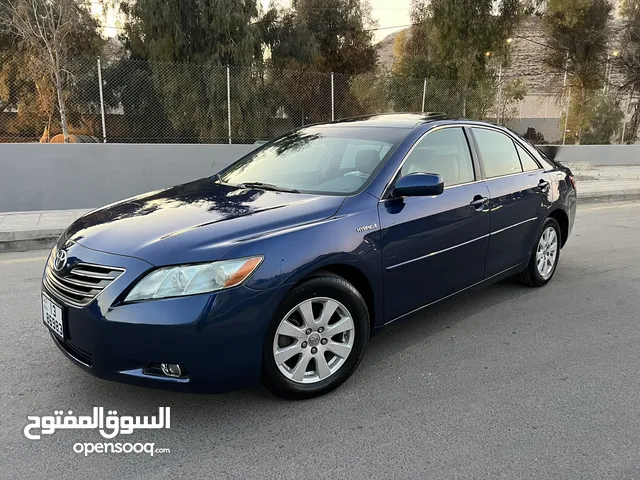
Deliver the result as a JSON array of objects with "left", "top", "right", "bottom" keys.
[{"left": 2, "top": 201, "right": 640, "bottom": 480}]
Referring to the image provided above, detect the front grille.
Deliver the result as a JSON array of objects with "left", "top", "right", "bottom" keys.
[{"left": 44, "top": 257, "right": 125, "bottom": 308}]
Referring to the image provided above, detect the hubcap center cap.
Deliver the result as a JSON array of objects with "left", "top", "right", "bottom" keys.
[{"left": 308, "top": 332, "right": 321, "bottom": 347}]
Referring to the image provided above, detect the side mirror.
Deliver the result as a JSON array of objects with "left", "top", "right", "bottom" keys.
[{"left": 392, "top": 173, "right": 444, "bottom": 197}]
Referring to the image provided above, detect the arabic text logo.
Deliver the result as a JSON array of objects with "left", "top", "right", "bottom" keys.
[{"left": 23, "top": 407, "right": 170, "bottom": 440}]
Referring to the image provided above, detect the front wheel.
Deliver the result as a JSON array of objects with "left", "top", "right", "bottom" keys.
[
  {"left": 519, "top": 217, "right": 561, "bottom": 287},
  {"left": 261, "top": 272, "right": 370, "bottom": 400}
]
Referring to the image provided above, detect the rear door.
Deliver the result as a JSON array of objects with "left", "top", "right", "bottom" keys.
[
  {"left": 378, "top": 126, "right": 491, "bottom": 320},
  {"left": 470, "top": 127, "right": 552, "bottom": 278}
]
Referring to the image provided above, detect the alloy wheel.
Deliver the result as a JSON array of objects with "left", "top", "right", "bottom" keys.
[
  {"left": 273, "top": 297, "right": 355, "bottom": 384},
  {"left": 536, "top": 225, "right": 558, "bottom": 280}
]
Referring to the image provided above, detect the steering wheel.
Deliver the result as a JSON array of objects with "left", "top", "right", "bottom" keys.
[{"left": 343, "top": 171, "right": 369, "bottom": 179}]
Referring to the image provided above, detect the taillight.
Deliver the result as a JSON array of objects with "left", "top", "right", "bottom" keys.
[{"left": 568, "top": 175, "right": 576, "bottom": 189}]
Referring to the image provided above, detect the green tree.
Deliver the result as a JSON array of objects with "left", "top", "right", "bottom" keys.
[
  {"left": 393, "top": 0, "right": 522, "bottom": 119},
  {"left": 0, "top": 0, "right": 103, "bottom": 142},
  {"left": 264, "top": 0, "right": 377, "bottom": 74},
  {"left": 120, "top": 0, "right": 261, "bottom": 65},
  {"left": 117, "top": 0, "right": 266, "bottom": 142},
  {"left": 618, "top": 0, "right": 640, "bottom": 142},
  {"left": 348, "top": 73, "right": 391, "bottom": 115},
  {"left": 260, "top": 0, "right": 378, "bottom": 124},
  {"left": 543, "top": 0, "right": 613, "bottom": 143},
  {"left": 498, "top": 78, "right": 527, "bottom": 122},
  {"left": 563, "top": 92, "right": 624, "bottom": 144}
]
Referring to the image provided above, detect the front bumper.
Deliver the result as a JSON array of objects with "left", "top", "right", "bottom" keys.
[{"left": 42, "top": 241, "right": 284, "bottom": 393}]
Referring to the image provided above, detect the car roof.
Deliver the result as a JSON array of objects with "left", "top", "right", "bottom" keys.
[{"left": 317, "top": 113, "right": 450, "bottom": 129}]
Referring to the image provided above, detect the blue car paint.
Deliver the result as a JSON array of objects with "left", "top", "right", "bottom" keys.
[
  {"left": 43, "top": 115, "right": 577, "bottom": 393},
  {"left": 379, "top": 181, "right": 493, "bottom": 319}
]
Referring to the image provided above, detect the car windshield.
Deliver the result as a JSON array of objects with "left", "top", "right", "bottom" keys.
[{"left": 216, "top": 126, "right": 411, "bottom": 195}]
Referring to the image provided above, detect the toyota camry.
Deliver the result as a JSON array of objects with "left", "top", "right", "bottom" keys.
[{"left": 41, "top": 114, "right": 577, "bottom": 399}]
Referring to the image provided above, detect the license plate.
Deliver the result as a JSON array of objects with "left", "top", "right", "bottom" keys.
[{"left": 42, "top": 293, "right": 64, "bottom": 339}]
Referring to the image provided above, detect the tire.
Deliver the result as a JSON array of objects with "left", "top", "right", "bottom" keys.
[
  {"left": 261, "top": 272, "right": 370, "bottom": 400},
  {"left": 519, "top": 217, "right": 561, "bottom": 287}
]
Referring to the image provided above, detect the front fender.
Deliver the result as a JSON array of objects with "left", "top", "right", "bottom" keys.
[{"left": 220, "top": 193, "right": 386, "bottom": 328}]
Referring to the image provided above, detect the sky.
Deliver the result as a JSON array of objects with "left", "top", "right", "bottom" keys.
[
  {"left": 259, "top": 0, "right": 413, "bottom": 42},
  {"left": 93, "top": 0, "right": 413, "bottom": 43},
  {"left": 369, "top": 0, "right": 413, "bottom": 41}
]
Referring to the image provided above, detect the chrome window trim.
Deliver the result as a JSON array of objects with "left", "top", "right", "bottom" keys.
[
  {"left": 380, "top": 121, "right": 546, "bottom": 199},
  {"left": 469, "top": 125, "right": 550, "bottom": 178},
  {"left": 444, "top": 179, "right": 485, "bottom": 190},
  {"left": 385, "top": 216, "right": 539, "bottom": 270},
  {"left": 482, "top": 168, "right": 544, "bottom": 181},
  {"left": 380, "top": 124, "right": 479, "bottom": 200}
]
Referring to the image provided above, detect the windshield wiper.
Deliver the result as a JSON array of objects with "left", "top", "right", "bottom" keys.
[{"left": 238, "top": 182, "right": 300, "bottom": 193}]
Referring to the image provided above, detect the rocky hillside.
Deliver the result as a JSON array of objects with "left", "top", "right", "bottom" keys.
[{"left": 376, "top": 16, "right": 626, "bottom": 93}]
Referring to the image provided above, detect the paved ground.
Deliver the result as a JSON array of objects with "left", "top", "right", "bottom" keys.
[{"left": 2, "top": 201, "right": 640, "bottom": 479}]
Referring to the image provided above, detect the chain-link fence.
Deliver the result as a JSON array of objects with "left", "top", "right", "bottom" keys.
[{"left": 0, "top": 56, "right": 638, "bottom": 145}]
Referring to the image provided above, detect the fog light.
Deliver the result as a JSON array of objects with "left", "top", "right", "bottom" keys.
[{"left": 161, "top": 363, "right": 183, "bottom": 377}]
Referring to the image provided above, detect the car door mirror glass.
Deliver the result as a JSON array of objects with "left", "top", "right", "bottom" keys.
[{"left": 392, "top": 173, "right": 444, "bottom": 197}]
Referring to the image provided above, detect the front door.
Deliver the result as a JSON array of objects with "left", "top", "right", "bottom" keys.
[
  {"left": 378, "top": 126, "right": 491, "bottom": 321},
  {"left": 470, "top": 127, "right": 552, "bottom": 277}
]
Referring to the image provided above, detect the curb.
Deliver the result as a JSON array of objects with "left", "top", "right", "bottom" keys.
[
  {"left": 0, "top": 229, "right": 62, "bottom": 253},
  {"left": 577, "top": 190, "right": 640, "bottom": 204},
  {"left": 2, "top": 191, "right": 640, "bottom": 253}
]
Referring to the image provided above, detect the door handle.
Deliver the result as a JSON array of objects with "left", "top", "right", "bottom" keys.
[
  {"left": 538, "top": 180, "right": 550, "bottom": 192},
  {"left": 470, "top": 195, "right": 488, "bottom": 211}
]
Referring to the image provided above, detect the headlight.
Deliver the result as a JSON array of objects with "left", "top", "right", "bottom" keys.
[{"left": 124, "top": 256, "right": 263, "bottom": 302}]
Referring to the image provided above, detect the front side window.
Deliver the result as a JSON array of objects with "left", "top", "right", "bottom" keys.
[
  {"left": 400, "top": 127, "right": 475, "bottom": 187},
  {"left": 472, "top": 128, "right": 523, "bottom": 178},
  {"left": 217, "top": 126, "right": 410, "bottom": 195}
]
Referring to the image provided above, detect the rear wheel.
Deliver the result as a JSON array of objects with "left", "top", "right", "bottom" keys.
[
  {"left": 262, "top": 273, "right": 370, "bottom": 400},
  {"left": 519, "top": 217, "right": 561, "bottom": 287}
]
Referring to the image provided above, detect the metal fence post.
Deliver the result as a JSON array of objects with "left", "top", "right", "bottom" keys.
[
  {"left": 227, "top": 65, "right": 232, "bottom": 144},
  {"left": 562, "top": 89, "right": 571, "bottom": 145},
  {"left": 97, "top": 57, "right": 107, "bottom": 143},
  {"left": 519, "top": 99, "right": 523, "bottom": 120},
  {"left": 544, "top": 96, "right": 548, "bottom": 119},
  {"left": 496, "top": 64, "right": 503, "bottom": 123},
  {"left": 331, "top": 72, "right": 335, "bottom": 121},
  {"left": 421, "top": 79, "right": 427, "bottom": 113}
]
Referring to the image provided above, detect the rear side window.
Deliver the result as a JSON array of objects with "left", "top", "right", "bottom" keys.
[
  {"left": 400, "top": 127, "right": 475, "bottom": 187},
  {"left": 472, "top": 128, "right": 523, "bottom": 178},
  {"left": 515, "top": 142, "right": 541, "bottom": 171}
]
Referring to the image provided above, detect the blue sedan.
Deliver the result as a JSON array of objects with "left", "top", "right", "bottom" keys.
[{"left": 41, "top": 114, "right": 576, "bottom": 399}]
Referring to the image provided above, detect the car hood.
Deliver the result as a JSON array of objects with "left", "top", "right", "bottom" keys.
[{"left": 65, "top": 177, "right": 345, "bottom": 265}]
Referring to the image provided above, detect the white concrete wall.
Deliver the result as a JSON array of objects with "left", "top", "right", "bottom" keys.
[
  {"left": 0, "top": 144, "right": 256, "bottom": 212},
  {"left": 538, "top": 145, "right": 640, "bottom": 166}
]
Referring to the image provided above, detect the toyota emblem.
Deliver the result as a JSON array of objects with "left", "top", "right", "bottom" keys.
[{"left": 53, "top": 249, "right": 68, "bottom": 272}]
